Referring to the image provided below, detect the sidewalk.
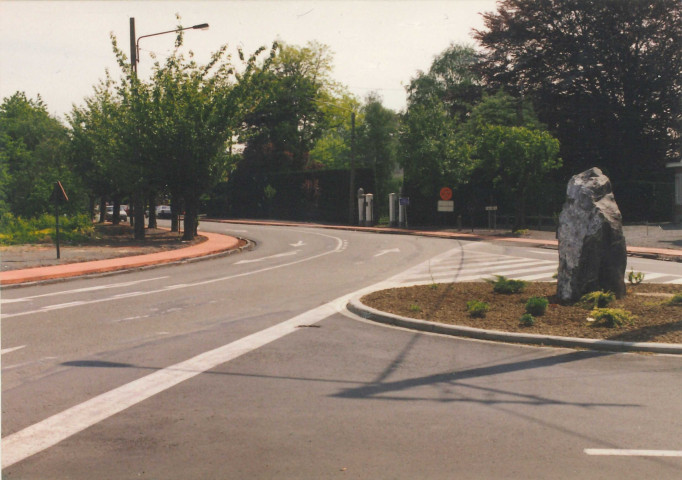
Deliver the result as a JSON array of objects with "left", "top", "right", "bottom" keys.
[
  {"left": 0, "top": 231, "right": 244, "bottom": 286},
  {"left": 1, "top": 219, "right": 679, "bottom": 286}
]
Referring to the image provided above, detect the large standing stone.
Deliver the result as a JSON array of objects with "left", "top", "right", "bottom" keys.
[{"left": 557, "top": 167, "right": 627, "bottom": 301}]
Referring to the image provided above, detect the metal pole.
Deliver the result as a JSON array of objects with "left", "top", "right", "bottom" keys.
[
  {"left": 348, "top": 111, "right": 356, "bottom": 225},
  {"left": 55, "top": 203, "right": 61, "bottom": 259},
  {"left": 130, "top": 18, "right": 137, "bottom": 74}
]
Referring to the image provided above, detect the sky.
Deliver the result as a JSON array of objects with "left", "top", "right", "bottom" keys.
[{"left": 0, "top": 0, "right": 497, "bottom": 120}]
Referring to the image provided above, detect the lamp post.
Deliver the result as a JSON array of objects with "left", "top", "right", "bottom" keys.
[
  {"left": 130, "top": 18, "right": 209, "bottom": 74},
  {"left": 128, "top": 18, "right": 208, "bottom": 237}
]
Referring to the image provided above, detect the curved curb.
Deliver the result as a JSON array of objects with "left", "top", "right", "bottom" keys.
[
  {"left": 347, "top": 297, "right": 682, "bottom": 355},
  {"left": 203, "top": 218, "right": 682, "bottom": 261},
  {"left": 0, "top": 231, "right": 252, "bottom": 288}
]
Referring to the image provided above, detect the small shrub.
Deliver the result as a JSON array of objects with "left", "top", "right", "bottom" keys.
[
  {"left": 408, "top": 304, "right": 422, "bottom": 312},
  {"left": 519, "top": 313, "right": 535, "bottom": 326},
  {"left": 485, "top": 275, "right": 527, "bottom": 294},
  {"left": 525, "top": 296, "right": 549, "bottom": 316},
  {"left": 580, "top": 290, "right": 615, "bottom": 309},
  {"left": 466, "top": 300, "right": 489, "bottom": 318},
  {"left": 590, "top": 308, "right": 635, "bottom": 328},
  {"left": 627, "top": 269, "right": 645, "bottom": 285},
  {"left": 666, "top": 293, "right": 682, "bottom": 306}
]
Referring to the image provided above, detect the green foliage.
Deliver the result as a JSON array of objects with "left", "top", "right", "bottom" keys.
[
  {"left": 590, "top": 308, "right": 635, "bottom": 328},
  {"left": 399, "top": 44, "right": 482, "bottom": 202},
  {"left": 627, "top": 269, "right": 645, "bottom": 285},
  {"left": 485, "top": 275, "right": 527, "bottom": 294},
  {"left": 519, "top": 313, "right": 535, "bottom": 327},
  {"left": 474, "top": 0, "right": 681, "bottom": 185},
  {"left": 666, "top": 293, "right": 682, "bottom": 306},
  {"left": 525, "top": 297, "right": 549, "bottom": 316},
  {"left": 409, "top": 304, "right": 422, "bottom": 312},
  {"left": 0, "top": 212, "right": 93, "bottom": 245},
  {"left": 580, "top": 290, "right": 615, "bottom": 309},
  {"left": 466, "top": 300, "right": 490, "bottom": 318},
  {"left": 0, "top": 92, "right": 85, "bottom": 217}
]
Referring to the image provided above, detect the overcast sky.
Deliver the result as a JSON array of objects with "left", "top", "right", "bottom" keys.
[{"left": 0, "top": 1, "right": 497, "bottom": 120}]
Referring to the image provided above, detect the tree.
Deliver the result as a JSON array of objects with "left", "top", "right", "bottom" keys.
[
  {"left": 356, "top": 93, "right": 400, "bottom": 214},
  {"left": 0, "top": 92, "right": 81, "bottom": 218},
  {"left": 472, "top": 125, "right": 561, "bottom": 228},
  {"left": 474, "top": 0, "right": 682, "bottom": 183},
  {"left": 239, "top": 42, "right": 339, "bottom": 172},
  {"left": 68, "top": 76, "right": 130, "bottom": 223},
  {"left": 399, "top": 44, "right": 482, "bottom": 219}
]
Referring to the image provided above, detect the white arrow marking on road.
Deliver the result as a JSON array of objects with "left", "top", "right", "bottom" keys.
[
  {"left": 1, "top": 345, "right": 26, "bottom": 355},
  {"left": 234, "top": 250, "right": 299, "bottom": 265},
  {"left": 289, "top": 241, "right": 305, "bottom": 247},
  {"left": 374, "top": 248, "right": 400, "bottom": 257},
  {"left": 585, "top": 449, "right": 682, "bottom": 457}
]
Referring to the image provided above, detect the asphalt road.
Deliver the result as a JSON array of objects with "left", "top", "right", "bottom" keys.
[{"left": 2, "top": 222, "right": 681, "bottom": 479}]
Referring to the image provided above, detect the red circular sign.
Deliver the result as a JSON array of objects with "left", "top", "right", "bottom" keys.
[{"left": 440, "top": 187, "right": 453, "bottom": 201}]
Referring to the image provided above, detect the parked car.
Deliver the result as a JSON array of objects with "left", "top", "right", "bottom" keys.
[
  {"left": 105, "top": 205, "right": 128, "bottom": 222},
  {"left": 156, "top": 205, "right": 172, "bottom": 219}
]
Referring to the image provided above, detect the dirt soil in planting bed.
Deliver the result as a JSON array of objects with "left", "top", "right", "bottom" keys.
[
  {"left": 1, "top": 224, "right": 212, "bottom": 271},
  {"left": 362, "top": 282, "right": 682, "bottom": 344}
]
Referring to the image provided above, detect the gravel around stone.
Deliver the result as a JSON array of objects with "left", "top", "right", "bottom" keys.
[{"left": 362, "top": 282, "right": 682, "bottom": 344}]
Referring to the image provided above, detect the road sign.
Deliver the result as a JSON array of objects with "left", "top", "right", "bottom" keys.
[
  {"left": 50, "top": 181, "right": 69, "bottom": 203},
  {"left": 485, "top": 206, "right": 498, "bottom": 211},
  {"left": 438, "top": 200, "right": 454, "bottom": 212},
  {"left": 399, "top": 197, "right": 410, "bottom": 206},
  {"left": 439, "top": 187, "right": 453, "bottom": 201}
]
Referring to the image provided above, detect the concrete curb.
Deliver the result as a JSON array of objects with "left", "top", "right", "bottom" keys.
[
  {"left": 203, "top": 218, "right": 682, "bottom": 261},
  {"left": 0, "top": 232, "right": 253, "bottom": 288},
  {"left": 347, "top": 296, "right": 682, "bottom": 355}
]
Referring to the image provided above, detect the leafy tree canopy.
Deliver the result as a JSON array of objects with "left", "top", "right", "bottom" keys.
[{"left": 473, "top": 0, "right": 681, "bottom": 182}]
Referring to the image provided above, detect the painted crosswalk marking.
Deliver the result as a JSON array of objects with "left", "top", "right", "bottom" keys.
[{"left": 394, "top": 248, "right": 682, "bottom": 286}]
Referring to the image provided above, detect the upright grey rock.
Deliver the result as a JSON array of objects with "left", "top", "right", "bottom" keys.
[{"left": 557, "top": 167, "right": 627, "bottom": 301}]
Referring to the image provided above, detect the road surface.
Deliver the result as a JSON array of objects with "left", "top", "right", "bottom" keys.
[{"left": 2, "top": 222, "right": 681, "bottom": 479}]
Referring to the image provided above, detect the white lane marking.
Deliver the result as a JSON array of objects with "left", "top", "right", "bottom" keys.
[
  {"left": 2, "top": 232, "right": 344, "bottom": 319},
  {"left": 585, "top": 449, "right": 682, "bottom": 457},
  {"left": 374, "top": 248, "right": 400, "bottom": 257},
  {"left": 0, "top": 276, "right": 169, "bottom": 304},
  {"left": 289, "top": 241, "right": 305, "bottom": 247},
  {"left": 234, "top": 250, "right": 299, "bottom": 265},
  {"left": 1, "top": 345, "right": 26, "bottom": 355},
  {"left": 40, "top": 301, "right": 86, "bottom": 311},
  {"left": 0, "top": 245, "right": 463, "bottom": 469}
]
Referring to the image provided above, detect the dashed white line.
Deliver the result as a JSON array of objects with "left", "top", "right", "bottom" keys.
[
  {"left": 585, "top": 449, "right": 682, "bottom": 457},
  {"left": 1, "top": 345, "right": 26, "bottom": 355}
]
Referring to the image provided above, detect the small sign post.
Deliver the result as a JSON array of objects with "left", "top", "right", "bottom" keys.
[
  {"left": 485, "top": 205, "right": 498, "bottom": 230},
  {"left": 51, "top": 181, "right": 69, "bottom": 259}
]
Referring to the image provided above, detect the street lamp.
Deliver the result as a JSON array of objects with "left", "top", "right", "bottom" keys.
[
  {"left": 127, "top": 18, "right": 208, "bottom": 238},
  {"left": 129, "top": 18, "right": 209, "bottom": 73}
]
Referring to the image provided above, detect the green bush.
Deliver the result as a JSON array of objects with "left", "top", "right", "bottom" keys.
[
  {"left": 0, "top": 213, "right": 93, "bottom": 245},
  {"left": 590, "top": 308, "right": 635, "bottom": 328},
  {"left": 485, "top": 275, "right": 527, "bottom": 294},
  {"left": 519, "top": 313, "right": 535, "bottom": 326},
  {"left": 467, "top": 300, "right": 490, "bottom": 318},
  {"left": 627, "top": 269, "right": 645, "bottom": 285},
  {"left": 580, "top": 290, "right": 615, "bottom": 309},
  {"left": 525, "top": 296, "right": 549, "bottom": 316},
  {"left": 666, "top": 293, "right": 682, "bottom": 306},
  {"left": 409, "top": 304, "right": 422, "bottom": 312}
]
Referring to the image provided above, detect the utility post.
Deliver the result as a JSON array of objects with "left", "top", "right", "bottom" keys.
[
  {"left": 129, "top": 17, "right": 145, "bottom": 240},
  {"left": 348, "top": 111, "right": 356, "bottom": 225}
]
